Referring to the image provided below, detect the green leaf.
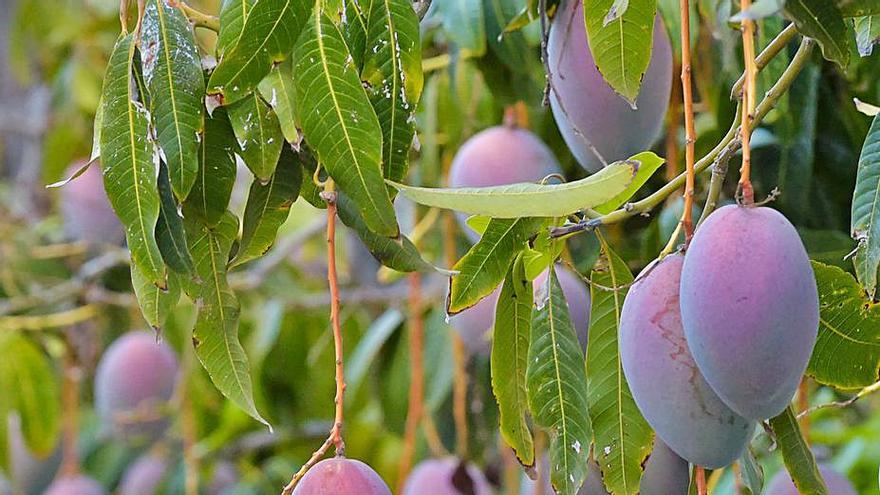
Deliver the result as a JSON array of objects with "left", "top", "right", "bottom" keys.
[
  {"left": 391, "top": 160, "right": 636, "bottom": 218},
  {"left": 484, "top": 0, "right": 533, "bottom": 73},
  {"left": 588, "top": 235, "right": 653, "bottom": 494},
  {"left": 738, "top": 447, "right": 765, "bottom": 495},
  {"left": 592, "top": 152, "right": 664, "bottom": 214},
  {"left": 362, "top": 0, "right": 423, "bottom": 182},
  {"left": 185, "top": 212, "right": 270, "bottom": 427},
  {"left": 294, "top": 10, "right": 398, "bottom": 237},
  {"left": 186, "top": 107, "right": 237, "bottom": 226},
  {"left": 344, "top": 0, "right": 370, "bottom": 67},
  {"left": 217, "top": 0, "right": 253, "bottom": 57},
  {"left": 583, "top": 0, "right": 657, "bottom": 104},
  {"left": 99, "top": 33, "right": 165, "bottom": 288},
  {"left": 257, "top": 61, "right": 299, "bottom": 144},
  {"left": 131, "top": 263, "right": 180, "bottom": 330},
  {"left": 838, "top": 0, "right": 880, "bottom": 17},
  {"left": 806, "top": 262, "right": 880, "bottom": 389},
  {"left": 855, "top": 15, "right": 880, "bottom": 56},
  {"left": 90, "top": 96, "right": 103, "bottom": 162},
  {"left": 156, "top": 161, "right": 195, "bottom": 274},
  {"left": 231, "top": 147, "right": 303, "bottom": 268},
  {"left": 346, "top": 309, "right": 405, "bottom": 401},
  {"left": 784, "top": 0, "right": 852, "bottom": 67},
  {"left": 448, "top": 217, "right": 544, "bottom": 313},
  {"left": 526, "top": 269, "right": 592, "bottom": 495},
  {"left": 436, "top": 0, "right": 487, "bottom": 55},
  {"left": 228, "top": 92, "right": 284, "bottom": 181},
  {"left": 141, "top": 0, "right": 204, "bottom": 200},
  {"left": 777, "top": 63, "right": 818, "bottom": 224},
  {"left": 492, "top": 254, "right": 535, "bottom": 466},
  {"left": 0, "top": 333, "right": 61, "bottom": 464},
  {"left": 850, "top": 114, "right": 880, "bottom": 297},
  {"left": 769, "top": 407, "right": 828, "bottom": 495},
  {"left": 336, "top": 193, "right": 433, "bottom": 272},
  {"left": 207, "top": 0, "right": 310, "bottom": 105}
]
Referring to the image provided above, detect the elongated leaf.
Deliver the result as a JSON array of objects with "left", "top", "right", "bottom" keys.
[
  {"left": 294, "top": 10, "right": 398, "bottom": 237},
  {"left": 217, "top": 0, "right": 253, "bottom": 57},
  {"left": 186, "top": 107, "right": 237, "bottom": 226},
  {"left": 336, "top": 193, "right": 433, "bottom": 272},
  {"left": 0, "top": 333, "right": 61, "bottom": 465},
  {"left": 131, "top": 264, "right": 180, "bottom": 330},
  {"left": 156, "top": 161, "right": 194, "bottom": 274},
  {"left": 185, "top": 212, "right": 269, "bottom": 427},
  {"left": 231, "top": 147, "right": 302, "bottom": 268},
  {"left": 344, "top": 0, "right": 369, "bottom": 67},
  {"left": 526, "top": 270, "right": 592, "bottom": 495},
  {"left": 492, "top": 254, "right": 535, "bottom": 465},
  {"left": 391, "top": 160, "right": 636, "bottom": 218},
  {"left": 807, "top": 262, "right": 880, "bottom": 389},
  {"left": 739, "top": 447, "right": 765, "bottom": 495},
  {"left": 769, "top": 407, "right": 828, "bottom": 495},
  {"left": 448, "top": 217, "right": 544, "bottom": 313},
  {"left": 228, "top": 92, "right": 284, "bottom": 181},
  {"left": 436, "top": 0, "right": 486, "bottom": 55},
  {"left": 838, "top": 0, "right": 880, "bottom": 17},
  {"left": 208, "top": 0, "right": 310, "bottom": 105},
  {"left": 784, "top": 0, "right": 851, "bottom": 67},
  {"left": 856, "top": 15, "right": 880, "bottom": 57},
  {"left": 141, "top": 0, "right": 204, "bottom": 200},
  {"left": 484, "top": 0, "right": 533, "bottom": 73},
  {"left": 588, "top": 235, "right": 652, "bottom": 494},
  {"left": 850, "top": 114, "right": 880, "bottom": 296},
  {"left": 362, "top": 0, "right": 423, "bottom": 182},
  {"left": 100, "top": 33, "right": 165, "bottom": 287},
  {"left": 592, "top": 152, "right": 664, "bottom": 214},
  {"left": 257, "top": 61, "right": 299, "bottom": 144},
  {"left": 583, "top": 0, "right": 657, "bottom": 104}
]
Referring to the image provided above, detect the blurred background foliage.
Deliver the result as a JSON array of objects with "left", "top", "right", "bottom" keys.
[{"left": 0, "top": 0, "right": 879, "bottom": 493}]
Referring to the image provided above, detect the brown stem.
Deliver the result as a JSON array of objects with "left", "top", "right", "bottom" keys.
[
  {"left": 173, "top": 1, "right": 221, "bottom": 32},
  {"left": 738, "top": 0, "right": 757, "bottom": 205},
  {"left": 397, "top": 273, "right": 425, "bottom": 488},
  {"left": 695, "top": 466, "right": 707, "bottom": 495},
  {"left": 798, "top": 378, "right": 810, "bottom": 442},
  {"left": 59, "top": 339, "right": 81, "bottom": 476},
  {"left": 679, "top": 0, "right": 697, "bottom": 245},
  {"left": 181, "top": 347, "right": 199, "bottom": 495},
  {"left": 281, "top": 181, "right": 346, "bottom": 495},
  {"left": 452, "top": 334, "right": 469, "bottom": 458},
  {"left": 665, "top": 62, "right": 682, "bottom": 182}
]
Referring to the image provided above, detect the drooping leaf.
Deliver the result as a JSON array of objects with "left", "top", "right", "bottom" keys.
[
  {"left": 850, "top": 114, "right": 880, "bottom": 296},
  {"left": 186, "top": 107, "right": 237, "bottom": 226},
  {"left": 391, "top": 160, "right": 636, "bottom": 218},
  {"left": 207, "top": 0, "right": 310, "bottom": 105},
  {"left": 526, "top": 270, "right": 592, "bottom": 495},
  {"left": 587, "top": 235, "right": 653, "bottom": 494},
  {"left": 257, "top": 61, "right": 299, "bottom": 144},
  {"left": 492, "top": 253, "right": 535, "bottom": 466},
  {"left": 784, "top": 0, "right": 851, "bottom": 67},
  {"left": 293, "top": 10, "right": 398, "bottom": 237},
  {"left": 184, "top": 212, "right": 270, "bottom": 427},
  {"left": 141, "top": 0, "right": 204, "bottom": 200},
  {"left": 0, "top": 333, "right": 61, "bottom": 466},
  {"left": 217, "top": 0, "right": 254, "bottom": 57},
  {"left": 769, "top": 407, "right": 828, "bottom": 495},
  {"left": 231, "top": 147, "right": 303, "bottom": 268},
  {"left": 131, "top": 263, "right": 180, "bottom": 330},
  {"left": 336, "top": 193, "right": 433, "bottom": 272},
  {"left": 362, "top": 0, "right": 423, "bottom": 182},
  {"left": 99, "top": 33, "right": 165, "bottom": 288},
  {"left": 156, "top": 161, "right": 195, "bottom": 274},
  {"left": 583, "top": 0, "right": 657, "bottom": 104},
  {"left": 228, "top": 92, "right": 284, "bottom": 181},
  {"left": 592, "top": 152, "right": 665, "bottom": 214},
  {"left": 448, "top": 217, "right": 544, "bottom": 314},
  {"left": 435, "top": 0, "right": 486, "bottom": 56},
  {"left": 806, "top": 262, "right": 880, "bottom": 389},
  {"left": 855, "top": 15, "right": 880, "bottom": 56}
]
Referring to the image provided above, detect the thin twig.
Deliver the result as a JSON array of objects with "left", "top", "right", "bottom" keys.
[
  {"left": 737, "top": 0, "right": 758, "bottom": 205},
  {"left": 797, "top": 379, "right": 880, "bottom": 420},
  {"left": 696, "top": 143, "right": 736, "bottom": 226},
  {"left": 174, "top": 1, "right": 220, "bottom": 32},
  {"left": 696, "top": 466, "right": 707, "bottom": 495},
  {"left": 539, "top": 0, "right": 552, "bottom": 106},
  {"left": 678, "top": 0, "right": 697, "bottom": 245},
  {"left": 730, "top": 24, "right": 798, "bottom": 99},
  {"left": 0, "top": 305, "right": 98, "bottom": 331},
  {"left": 59, "top": 337, "right": 82, "bottom": 476},
  {"left": 397, "top": 273, "right": 425, "bottom": 490}
]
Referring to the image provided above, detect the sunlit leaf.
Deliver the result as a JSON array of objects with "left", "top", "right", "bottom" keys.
[
  {"left": 851, "top": 114, "right": 880, "bottom": 296},
  {"left": 769, "top": 407, "right": 828, "bottom": 495},
  {"left": 99, "top": 33, "right": 165, "bottom": 288},
  {"left": 257, "top": 61, "right": 299, "bottom": 144},
  {"left": 217, "top": 0, "right": 254, "bottom": 57},
  {"left": 293, "top": 10, "right": 398, "bottom": 236},
  {"left": 855, "top": 15, "right": 880, "bottom": 58},
  {"left": 228, "top": 92, "right": 284, "bottom": 181},
  {"left": 185, "top": 107, "right": 237, "bottom": 226},
  {"left": 141, "top": 0, "right": 204, "bottom": 200},
  {"left": 391, "top": 160, "right": 636, "bottom": 218},
  {"left": 592, "top": 152, "right": 664, "bottom": 214},
  {"left": 131, "top": 263, "right": 180, "bottom": 330}
]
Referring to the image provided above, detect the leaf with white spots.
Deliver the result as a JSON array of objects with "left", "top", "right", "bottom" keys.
[{"left": 228, "top": 92, "right": 284, "bottom": 181}]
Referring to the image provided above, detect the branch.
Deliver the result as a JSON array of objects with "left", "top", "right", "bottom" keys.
[
  {"left": 730, "top": 23, "right": 798, "bottom": 100},
  {"left": 175, "top": 1, "right": 220, "bottom": 32},
  {"left": 550, "top": 37, "right": 815, "bottom": 238},
  {"left": 797, "top": 380, "right": 880, "bottom": 420}
]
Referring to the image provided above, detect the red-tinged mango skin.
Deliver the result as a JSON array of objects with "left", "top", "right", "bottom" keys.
[
  {"left": 293, "top": 458, "right": 391, "bottom": 495},
  {"left": 548, "top": 0, "right": 672, "bottom": 172},
  {"left": 680, "top": 205, "right": 819, "bottom": 420},
  {"left": 620, "top": 254, "right": 753, "bottom": 468},
  {"left": 639, "top": 440, "right": 689, "bottom": 495},
  {"left": 402, "top": 458, "right": 492, "bottom": 495},
  {"left": 118, "top": 455, "right": 167, "bottom": 495},
  {"left": 765, "top": 465, "right": 856, "bottom": 495},
  {"left": 451, "top": 265, "right": 590, "bottom": 355},
  {"left": 44, "top": 476, "right": 106, "bottom": 495},
  {"left": 449, "top": 125, "right": 561, "bottom": 241},
  {"left": 60, "top": 160, "right": 125, "bottom": 245}
]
